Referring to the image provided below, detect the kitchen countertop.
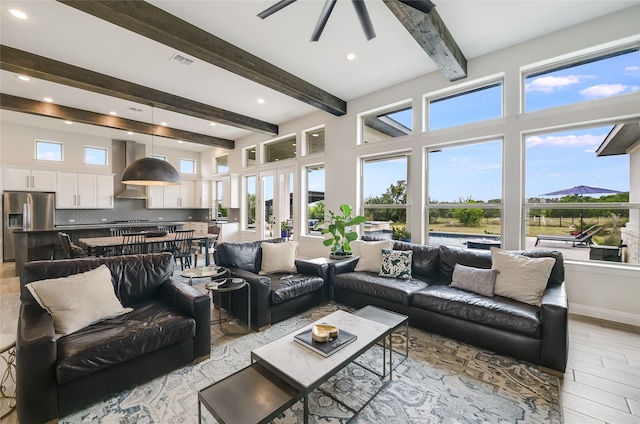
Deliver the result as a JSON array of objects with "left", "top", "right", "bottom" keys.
[{"left": 13, "top": 221, "right": 186, "bottom": 232}]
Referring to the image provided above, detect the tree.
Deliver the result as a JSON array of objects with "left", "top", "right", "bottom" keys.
[
  {"left": 364, "top": 180, "right": 407, "bottom": 222},
  {"left": 452, "top": 197, "right": 484, "bottom": 226},
  {"left": 308, "top": 200, "right": 325, "bottom": 220}
]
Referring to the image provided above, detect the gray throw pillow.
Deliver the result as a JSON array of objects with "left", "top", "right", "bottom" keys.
[{"left": 449, "top": 263, "right": 498, "bottom": 297}]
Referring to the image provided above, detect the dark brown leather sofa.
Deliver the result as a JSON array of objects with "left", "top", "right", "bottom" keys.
[
  {"left": 16, "top": 252, "right": 211, "bottom": 424},
  {"left": 214, "top": 239, "right": 329, "bottom": 330},
  {"left": 330, "top": 242, "right": 568, "bottom": 373}
]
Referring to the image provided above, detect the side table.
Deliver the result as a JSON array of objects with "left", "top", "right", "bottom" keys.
[
  {"left": 181, "top": 266, "right": 228, "bottom": 286},
  {"left": 0, "top": 333, "right": 16, "bottom": 417},
  {"left": 206, "top": 278, "right": 251, "bottom": 334}
]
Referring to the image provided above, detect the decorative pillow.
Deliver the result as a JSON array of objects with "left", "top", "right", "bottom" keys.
[
  {"left": 351, "top": 239, "right": 394, "bottom": 273},
  {"left": 449, "top": 264, "right": 498, "bottom": 297},
  {"left": 26, "top": 265, "right": 132, "bottom": 336},
  {"left": 259, "top": 241, "right": 298, "bottom": 275},
  {"left": 491, "top": 247, "right": 556, "bottom": 306},
  {"left": 379, "top": 249, "right": 412, "bottom": 279}
]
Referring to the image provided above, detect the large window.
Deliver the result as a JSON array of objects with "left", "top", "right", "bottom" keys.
[
  {"left": 362, "top": 155, "right": 410, "bottom": 241},
  {"left": 427, "top": 140, "right": 503, "bottom": 247},
  {"left": 360, "top": 101, "right": 412, "bottom": 144},
  {"left": 264, "top": 135, "right": 296, "bottom": 163},
  {"left": 304, "top": 164, "right": 325, "bottom": 236},
  {"left": 525, "top": 125, "right": 636, "bottom": 264},
  {"left": 36, "top": 140, "right": 62, "bottom": 162},
  {"left": 245, "top": 175, "right": 256, "bottom": 230},
  {"left": 427, "top": 82, "right": 503, "bottom": 131},
  {"left": 84, "top": 146, "right": 107, "bottom": 166},
  {"left": 524, "top": 47, "right": 640, "bottom": 112}
]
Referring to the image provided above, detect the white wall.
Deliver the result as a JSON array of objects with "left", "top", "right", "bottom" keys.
[{"left": 216, "top": 6, "right": 640, "bottom": 325}]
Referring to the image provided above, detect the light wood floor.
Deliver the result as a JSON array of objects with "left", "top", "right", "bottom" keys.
[{"left": 1, "top": 262, "right": 638, "bottom": 423}]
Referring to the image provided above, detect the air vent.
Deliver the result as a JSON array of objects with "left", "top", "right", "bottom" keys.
[
  {"left": 127, "top": 107, "right": 143, "bottom": 113},
  {"left": 170, "top": 53, "right": 194, "bottom": 66}
]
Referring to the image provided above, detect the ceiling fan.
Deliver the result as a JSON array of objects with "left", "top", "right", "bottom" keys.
[{"left": 257, "top": 0, "right": 436, "bottom": 42}]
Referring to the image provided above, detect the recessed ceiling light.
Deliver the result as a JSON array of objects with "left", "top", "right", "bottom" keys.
[
  {"left": 9, "top": 9, "right": 28, "bottom": 19},
  {"left": 42, "top": 97, "right": 53, "bottom": 103},
  {"left": 210, "top": 122, "right": 216, "bottom": 126},
  {"left": 177, "top": 140, "right": 183, "bottom": 144},
  {"left": 346, "top": 53, "right": 357, "bottom": 61},
  {"left": 127, "top": 131, "right": 134, "bottom": 135},
  {"left": 160, "top": 122, "right": 167, "bottom": 126},
  {"left": 109, "top": 111, "right": 118, "bottom": 116},
  {"left": 312, "top": 133, "right": 319, "bottom": 137},
  {"left": 16, "top": 75, "right": 30, "bottom": 82},
  {"left": 64, "top": 121, "right": 72, "bottom": 125},
  {"left": 257, "top": 98, "right": 265, "bottom": 104}
]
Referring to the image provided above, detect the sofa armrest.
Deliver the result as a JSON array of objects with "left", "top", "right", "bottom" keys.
[
  {"left": 330, "top": 256, "right": 359, "bottom": 275},
  {"left": 540, "top": 282, "right": 568, "bottom": 372},
  {"left": 295, "top": 259, "right": 329, "bottom": 301},
  {"left": 16, "top": 303, "right": 58, "bottom": 424},
  {"left": 159, "top": 277, "right": 211, "bottom": 360},
  {"left": 227, "top": 268, "right": 272, "bottom": 330}
]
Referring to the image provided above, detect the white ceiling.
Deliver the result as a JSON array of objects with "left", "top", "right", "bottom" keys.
[{"left": 1, "top": 0, "right": 638, "bottom": 152}]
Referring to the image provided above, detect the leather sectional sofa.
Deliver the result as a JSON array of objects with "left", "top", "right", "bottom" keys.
[
  {"left": 330, "top": 241, "right": 568, "bottom": 373},
  {"left": 16, "top": 252, "right": 211, "bottom": 423},
  {"left": 214, "top": 238, "right": 329, "bottom": 330}
]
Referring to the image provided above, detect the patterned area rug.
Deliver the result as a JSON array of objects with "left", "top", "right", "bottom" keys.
[{"left": 62, "top": 304, "right": 562, "bottom": 423}]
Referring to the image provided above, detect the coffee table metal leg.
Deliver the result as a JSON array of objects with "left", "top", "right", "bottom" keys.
[
  {"left": 246, "top": 284, "right": 251, "bottom": 334},
  {"left": 304, "top": 395, "right": 309, "bottom": 424},
  {"left": 198, "top": 400, "right": 201, "bottom": 424}
]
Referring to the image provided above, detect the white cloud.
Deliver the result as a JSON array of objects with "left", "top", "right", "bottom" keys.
[
  {"left": 526, "top": 133, "right": 605, "bottom": 148},
  {"left": 525, "top": 75, "right": 593, "bottom": 93},
  {"left": 579, "top": 84, "right": 639, "bottom": 99},
  {"left": 624, "top": 65, "right": 640, "bottom": 77}
]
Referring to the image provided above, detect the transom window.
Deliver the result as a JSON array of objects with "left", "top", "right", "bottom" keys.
[
  {"left": 84, "top": 146, "right": 107, "bottom": 166},
  {"left": 36, "top": 140, "right": 62, "bottom": 162},
  {"left": 264, "top": 135, "right": 296, "bottom": 163},
  {"left": 427, "top": 82, "right": 503, "bottom": 131},
  {"left": 524, "top": 47, "right": 640, "bottom": 112},
  {"left": 360, "top": 102, "right": 412, "bottom": 144},
  {"left": 304, "top": 127, "right": 325, "bottom": 155},
  {"left": 244, "top": 146, "right": 256, "bottom": 167},
  {"left": 180, "top": 159, "right": 196, "bottom": 174},
  {"left": 216, "top": 155, "right": 228, "bottom": 174}
]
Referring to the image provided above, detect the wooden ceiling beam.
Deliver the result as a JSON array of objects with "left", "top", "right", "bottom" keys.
[
  {"left": 0, "top": 94, "right": 235, "bottom": 149},
  {"left": 57, "top": 0, "right": 347, "bottom": 116},
  {"left": 0, "top": 45, "right": 277, "bottom": 136},
  {"left": 383, "top": 0, "right": 467, "bottom": 81}
]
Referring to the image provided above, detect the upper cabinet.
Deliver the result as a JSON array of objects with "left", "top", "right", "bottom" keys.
[
  {"left": 56, "top": 172, "right": 114, "bottom": 209},
  {"left": 195, "top": 180, "right": 210, "bottom": 209},
  {"left": 220, "top": 174, "right": 239, "bottom": 208},
  {"left": 146, "top": 180, "right": 203, "bottom": 209},
  {"left": 3, "top": 167, "right": 57, "bottom": 192}
]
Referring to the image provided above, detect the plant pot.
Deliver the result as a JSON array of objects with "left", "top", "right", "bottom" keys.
[
  {"left": 281, "top": 230, "right": 289, "bottom": 238},
  {"left": 329, "top": 252, "right": 353, "bottom": 260}
]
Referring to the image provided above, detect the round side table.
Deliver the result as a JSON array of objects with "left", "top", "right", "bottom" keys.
[
  {"left": 205, "top": 278, "right": 251, "bottom": 334},
  {"left": 0, "top": 333, "right": 16, "bottom": 417},
  {"left": 181, "top": 266, "right": 228, "bottom": 286}
]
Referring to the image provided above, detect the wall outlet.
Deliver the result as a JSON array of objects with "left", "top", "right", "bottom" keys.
[
  {"left": 68, "top": 219, "right": 75, "bottom": 223},
  {"left": 101, "top": 218, "right": 107, "bottom": 222},
  {"left": 158, "top": 217, "right": 163, "bottom": 220}
]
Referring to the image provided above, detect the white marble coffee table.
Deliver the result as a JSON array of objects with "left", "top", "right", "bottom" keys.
[{"left": 251, "top": 309, "right": 407, "bottom": 424}]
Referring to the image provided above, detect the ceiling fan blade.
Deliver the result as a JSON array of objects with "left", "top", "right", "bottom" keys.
[
  {"left": 257, "top": 0, "right": 298, "bottom": 19},
  {"left": 351, "top": 0, "right": 376, "bottom": 41},
  {"left": 397, "top": 0, "right": 437, "bottom": 15},
  {"left": 310, "top": 0, "right": 338, "bottom": 42}
]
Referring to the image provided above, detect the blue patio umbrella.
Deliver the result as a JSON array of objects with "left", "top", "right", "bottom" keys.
[{"left": 540, "top": 185, "right": 624, "bottom": 231}]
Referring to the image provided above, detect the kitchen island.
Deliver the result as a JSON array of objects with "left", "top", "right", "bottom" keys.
[{"left": 10, "top": 221, "right": 185, "bottom": 276}]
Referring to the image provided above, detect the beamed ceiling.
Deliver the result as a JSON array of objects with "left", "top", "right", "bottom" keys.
[{"left": 1, "top": 1, "right": 637, "bottom": 152}]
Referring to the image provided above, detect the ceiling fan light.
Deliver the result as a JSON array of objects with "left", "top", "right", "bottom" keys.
[{"left": 121, "top": 157, "right": 181, "bottom": 186}]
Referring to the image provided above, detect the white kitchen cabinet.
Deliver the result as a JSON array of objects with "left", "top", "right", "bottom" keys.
[
  {"left": 146, "top": 185, "right": 164, "bottom": 209},
  {"left": 3, "top": 167, "right": 57, "bottom": 192},
  {"left": 163, "top": 184, "right": 181, "bottom": 208},
  {"left": 146, "top": 180, "right": 197, "bottom": 208},
  {"left": 195, "top": 180, "right": 210, "bottom": 208},
  {"left": 96, "top": 174, "right": 114, "bottom": 208},
  {"left": 56, "top": 172, "right": 98, "bottom": 208},
  {"left": 180, "top": 180, "right": 196, "bottom": 208},
  {"left": 220, "top": 174, "right": 239, "bottom": 208}
]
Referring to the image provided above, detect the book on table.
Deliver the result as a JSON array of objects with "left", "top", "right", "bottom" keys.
[{"left": 294, "top": 327, "right": 357, "bottom": 357}]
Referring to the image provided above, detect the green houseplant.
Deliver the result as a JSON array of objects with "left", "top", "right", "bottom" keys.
[{"left": 315, "top": 204, "right": 367, "bottom": 258}]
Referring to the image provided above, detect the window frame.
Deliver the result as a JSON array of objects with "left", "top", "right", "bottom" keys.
[
  {"left": 35, "top": 140, "right": 63, "bottom": 162},
  {"left": 243, "top": 146, "right": 256, "bottom": 168},
  {"left": 302, "top": 163, "right": 325, "bottom": 237},
  {"left": 179, "top": 158, "right": 196, "bottom": 175},
  {"left": 303, "top": 126, "right": 325, "bottom": 156},
  {"left": 262, "top": 134, "right": 297, "bottom": 164},
  {"left": 216, "top": 154, "right": 229, "bottom": 174},
  {"left": 84, "top": 146, "right": 108, "bottom": 166},
  {"left": 358, "top": 100, "right": 413, "bottom": 145}
]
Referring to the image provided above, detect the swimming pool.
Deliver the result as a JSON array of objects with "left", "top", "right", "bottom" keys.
[{"left": 364, "top": 230, "right": 500, "bottom": 248}]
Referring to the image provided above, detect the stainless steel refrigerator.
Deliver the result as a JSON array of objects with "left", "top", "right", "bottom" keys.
[{"left": 3, "top": 191, "right": 55, "bottom": 261}]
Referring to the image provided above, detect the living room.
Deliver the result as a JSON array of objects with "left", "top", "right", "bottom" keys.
[{"left": 1, "top": 1, "right": 639, "bottom": 423}]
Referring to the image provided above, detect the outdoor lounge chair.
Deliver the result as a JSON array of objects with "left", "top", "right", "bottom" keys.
[{"left": 535, "top": 225, "right": 604, "bottom": 247}]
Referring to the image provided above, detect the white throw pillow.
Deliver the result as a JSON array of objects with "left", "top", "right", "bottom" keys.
[
  {"left": 351, "top": 239, "right": 394, "bottom": 273},
  {"left": 26, "top": 265, "right": 133, "bottom": 336},
  {"left": 259, "top": 241, "right": 298, "bottom": 275},
  {"left": 491, "top": 248, "right": 556, "bottom": 306}
]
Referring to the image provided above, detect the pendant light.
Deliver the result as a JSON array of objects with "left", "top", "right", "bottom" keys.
[{"left": 121, "top": 105, "right": 181, "bottom": 186}]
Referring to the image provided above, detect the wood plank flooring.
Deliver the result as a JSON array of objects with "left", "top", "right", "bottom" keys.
[{"left": 1, "top": 261, "right": 638, "bottom": 423}]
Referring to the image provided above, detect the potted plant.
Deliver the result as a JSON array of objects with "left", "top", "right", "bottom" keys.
[
  {"left": 281, "top": 220, "right": 289, "bottom": 238},
  {"left": 392, "top": 223, "right": 411, "bottom": 242},
  {"left": 315, "top": 204, "right": 367, "bottom": 259}
]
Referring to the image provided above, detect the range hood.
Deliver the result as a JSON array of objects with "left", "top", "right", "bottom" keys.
[{"left": 114, "top": 140, "right": 147, "bottom": 199}]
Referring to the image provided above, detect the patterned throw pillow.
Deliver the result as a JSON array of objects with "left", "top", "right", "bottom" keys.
[{"left": 379, "top": 248, "right": 412, "bottom": 279}]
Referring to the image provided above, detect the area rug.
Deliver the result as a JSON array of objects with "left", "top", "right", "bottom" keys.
[{"left": 61, "top": 304, "right": 562, "bottom": 423}]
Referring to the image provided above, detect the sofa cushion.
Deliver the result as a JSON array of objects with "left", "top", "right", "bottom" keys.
[
  {"left": 215, "top": 239, "right": 285, "bottom": 273},
  {"left": 393, "top": 241, "right": 440, "bottom": 281},
  {"left": 351, "top": 239, "right": 393, "bottom": 272},
  {"left": 491, "top": 248, "right": 556, "bottom": 306},
  {"left": 450, "top": 264, "right": 498, "bottom": 297},
  {"left": 56, "top": 300, "right": 196, "bottom": 384},
  {"left": 259, "top": 241, "right": 298, "bottom": 275},
  {"left": 438, "top": 245, "right": 492, "bottom": 283},
  {"left": 269, "top": 274, "right": 325, "bottom": 304},
  {"left": 332, "top": 272, "right": 428, "bottom": 306},
  {"left": 379, "top": 249, "right": 412, "bottom": 279},
  {"left": 411, "top": 285, "right": 541, "bottom": 338},
  {"left": 26, "top": 265, "right": 132, "bottom": 336}
]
